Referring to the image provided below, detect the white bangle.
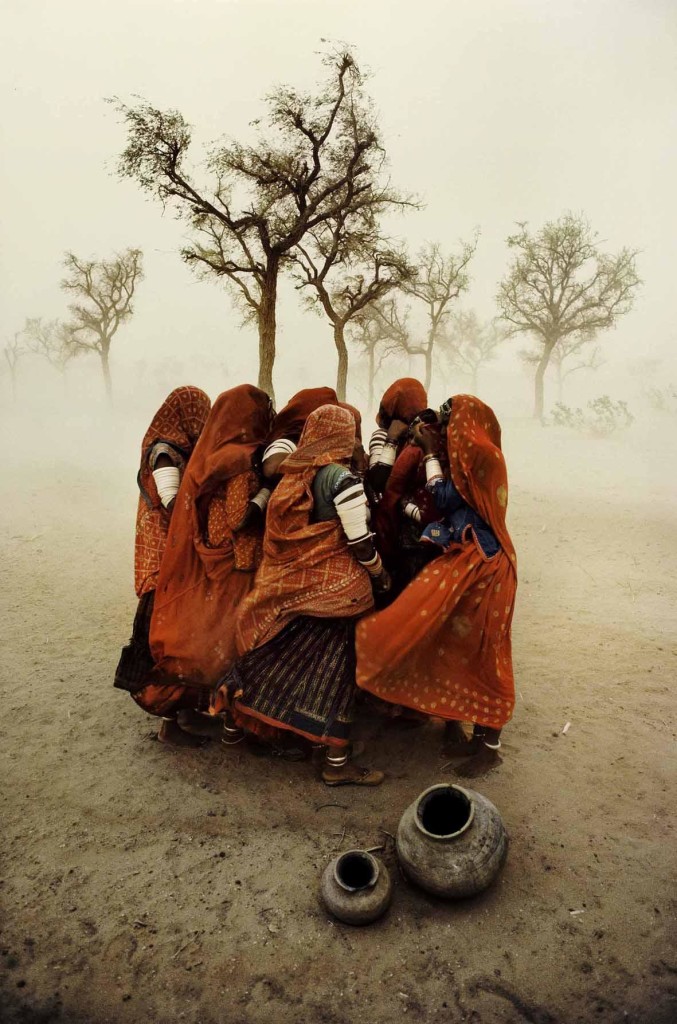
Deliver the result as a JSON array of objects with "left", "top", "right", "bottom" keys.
[
  {"left": 152, "top": 466, "right": 180, "bottom": 508},
  {"left": 484, "top": 740, "right": 502, "bottom": 750},
  {"left": 424, "top": 457, "right": 443, "bottom": 484},
  {"left": 402, "top": 500, "right": 422, "bottom": 524},
  {"left": 377, "top": 443, "right": 397, "bottom": 468},
  {"left": 250, "top": 487, "right": 272, "bottom": 512}
]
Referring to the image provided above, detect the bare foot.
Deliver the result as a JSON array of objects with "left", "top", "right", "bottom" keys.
[
  {"left": 454, "top": 747, "right": 502, "bottom": 778},
  {"left": 158, "top": 718, "right": 205, "bottom": 748},
  {"left": 322, "top": 763, "right": 385, "bottom": 787},
  {"left": 441, "top": 721, "right": 478, "bottom": 758},
  {"left": 177, "top": 709, "right": 224, "bottom": 739}
]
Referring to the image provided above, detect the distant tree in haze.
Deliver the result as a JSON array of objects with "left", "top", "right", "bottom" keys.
[
  {"left": 497, "top": 214, "right": 640, "bottom": 419},
  {"left": 350, "top": 296, "right": 414, "bottom": 409},
  {"left": 110, "top": 50, "right": 412, "bottom": 402},
  {"left": 61, "top": 248, "right": 143, "bottom": 402},
  {"left": 22, "top": 318, "right": 74, "bottom": 375},
  {"left": 3, "top": 334, "right": 24, "bottom": 403},
  {"left": 519, "top": 332, "right": 604, "bottom": 404},
  {"left": 441, "top": 310, "right": 507, "bottom": 393},
  {"left": 404, "top": 238, "right": 477, "bottom": 392},
  {"left": 292, "top": 218, "right": 415, "bottom": 398}
]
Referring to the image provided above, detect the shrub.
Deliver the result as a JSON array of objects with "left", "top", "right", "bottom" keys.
[{"left": 550, "top": 396, "right": 634, "bottom": 436}]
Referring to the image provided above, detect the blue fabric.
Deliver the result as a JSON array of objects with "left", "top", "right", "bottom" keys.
[{"left": 424, "top": 477, "right": 500, "bottom": 558}]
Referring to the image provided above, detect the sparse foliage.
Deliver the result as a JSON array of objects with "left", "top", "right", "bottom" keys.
[
  {"left": 293, "top": 218, "right": 415, "bottom": 398},
  {"left": 404, "top": 237, "right": 477, "bottom": 392},
  {"left": 551, "top": 395, "right": 634, "bottom": 436},
  {"left": 441, "top": 310, "right": 506, "bottom": 393},
  {"left": 497, "top": 213, "right": 640, "bottom": 419},
  {"left": 519, "top": 331, "right": 604, "bottom": 404},
  {"left": 61, "top": 248, "right": 143, "bottom": 401},
  {"left": 110, "top": 49, "right": 413, "bottom": 401},
  {"left": 22, "top": 318, "right": 74, "bottom": 374}
]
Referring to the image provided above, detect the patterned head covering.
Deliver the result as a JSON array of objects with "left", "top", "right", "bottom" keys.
[
  {"left": 189, "top": 385, "right": 273, "bottom": 499},
  {"left": 269, "top": 387, "right": 339, "bottom": 442},
  {"left": 445, "top": 394, "right": 515, "bottom": 567},
  {"left": 138, "top": 386, "right": 211, "bottom": 509},
  {"left": 281, "top": 405, "right": 356, "bottom": 474},
  {"left": 378, "top": 378, "right": 427, "bottom": 425}
]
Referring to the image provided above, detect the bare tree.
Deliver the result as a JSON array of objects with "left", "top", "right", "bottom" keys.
[
  {"left": 350, "top": 297, "right": 413, "bottom": 409},
  {"left": 61, "top": 248, "right": 143, "bottom": 401},
  {"left": 3, "top": 334, "right": 24, "bottom": 404},
  {"left": 110, "top": 50, "right": 413, "bottom": 401},
  {"left": 293, "top": 218, "right": 415, "bottom": 398},
  {"left": 403, "top": 237, "right": 477, "bottom": 392},
  {"left": 22, "top": 318, "right": 74, "bottom": 374},
  {"left": 497, "top": 214, "right": 640, "bottom": 419},
  {"left": 441, "top": 310, "right": 506, "bottom": 393},
  {"left": 519, "top": 332, "right": 605, "bottom": 404}
]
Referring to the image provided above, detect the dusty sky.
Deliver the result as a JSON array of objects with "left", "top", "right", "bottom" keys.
[{"left": 2, "top": 0, "right": 676, "bottom": 412}]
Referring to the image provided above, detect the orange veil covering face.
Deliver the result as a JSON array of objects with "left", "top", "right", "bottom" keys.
[
  {"left": 357, "top": 395, "right": 518, "bottom": 730},
  {"left": 148, "top": 384, "right": 273, "bottom": 689},
  {"left": 235, "top": 405, "right": 374, "bottom": 655},
  {"left": 378, "top": 378, "right": 428, "bottom": 424},
  {"left": 269, "top": 387, "right": 339, "bottom": 442},
  {"left": 134, "top": 386, "right": 211, "bottom": 597}
]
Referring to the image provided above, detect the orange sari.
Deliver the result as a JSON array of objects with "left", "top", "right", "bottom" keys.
[
  {"left": 134, "top": 385, "right": 272, "bottom": 713},
  {"left": 134, "top": 386, "right": 211, "bottom": 598},
  {"left": 356, "top": 395, "right": 517, "bottom": 730}
]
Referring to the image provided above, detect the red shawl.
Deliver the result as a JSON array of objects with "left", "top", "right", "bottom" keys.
[
  {"left": 379, "top": 378, "right": 427, "bottom": 424},
  {"left": 134, "top": 386, "right": 211, "bottom": 597},
  {"left": 236, "top": 405, "right": 374, "bottom": 653},
  {"left": 148, "top": 385, "right": 272, "bottom": 688},
  {"left": 357, "top": 395, "right": 517, "bottom": 730},
  {"left": 269, "top": 387, "right": 339, "bottom": 442}
]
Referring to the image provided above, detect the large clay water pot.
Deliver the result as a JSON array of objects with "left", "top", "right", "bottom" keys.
[
  {"left": 396, "top": 783, "right": 508, "bottom": 899},
  {"left": 320, "top": 850, "right": 393, "bottom": 925}
]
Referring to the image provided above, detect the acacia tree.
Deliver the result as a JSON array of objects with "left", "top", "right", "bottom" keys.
[
  {"left": 61, "top": 248, "right": 143, "bottom": 402},
  {"left": 403, "top": 237, "right": 477, "bottom": 392},
  {"left": 519, "top": 332, "right": 604, "bottom": 404},
  {"left": 292, "top": 218, "right": 414, "bottom": 398},
  {"left": 350, "top": 296, "right": 412, "bottom": 410},
  {"left": 3, "top": 334, "right": 24, "bottom": 403},
  {"left": 441, "top": 310, "right": 506, "bottom": 393},
  {"left": 497, "top": 214, "right": 640, "bottom": 419},
  {"left": 22, "top": 318, "right": 74, "bottom": 375},
  {"left": 110, "top": 50, "right": 410, "bottom": 401}
]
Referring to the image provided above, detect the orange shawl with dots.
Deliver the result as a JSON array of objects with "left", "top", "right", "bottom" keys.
[
  {"left": 148, "top": 385, "right": 272, "bottom": 689},
  {"left": 356, "top": 395, "right": 517, "bottom": 730},
  {"left": 235, "top": 405, "right": 374, "bottom": 654},
  {"left": 134, "top": 386, "right": 211, "bottom": 598}
]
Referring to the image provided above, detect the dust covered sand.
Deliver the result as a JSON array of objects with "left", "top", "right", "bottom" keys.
[{"left": 1, "top": 418, "right": 675, "bottom": 1024}]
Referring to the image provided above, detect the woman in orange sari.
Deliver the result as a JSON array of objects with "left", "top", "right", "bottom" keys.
[
  {"left": 356, "top": 395, "right": 517, "bottom": 777},
  {"left": 366, "top": 377, "right": 428, "bottom": 497},
  {"left": 114, "top": 386, "right": 211, "bottom": 717},
  {"left": 132, "top": 385, "right": 273, "bottom": 746},
  {"left": 213, "top": 405, "right": 389, "bottom": 785}
]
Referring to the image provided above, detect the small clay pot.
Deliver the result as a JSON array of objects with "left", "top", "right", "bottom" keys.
[
  {"left": 396, "top": 783, "right": 508, "bottom": 899},
  {"left": 320, "top": 850, "right": 393, "bottom": 925}
]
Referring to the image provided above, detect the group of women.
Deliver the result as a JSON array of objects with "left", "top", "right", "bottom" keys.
[{"left": 114, "top": 378, "right": 517, "bottom": 786}]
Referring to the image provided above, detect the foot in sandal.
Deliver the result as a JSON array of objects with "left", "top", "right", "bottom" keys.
[
  {"left": 177, "top": 709, "right": 224, "bottom": 739},
  {"left": 322, "top": 763, "right": 384, "bottom": 786}
]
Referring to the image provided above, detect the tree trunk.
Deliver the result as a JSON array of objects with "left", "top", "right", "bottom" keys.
[
  {"left": 100, "top": 346, "right": 113, "bottom": 404},
  {"left": 424, "top": 343, "right": 433, "bottom": 395},
  {"left": 533, "top": 340, "right": 556, "bottom": 420},
  {"left": 367, "top": 344, "right": 375, "bottom": 412},
  {"left": 334, "top": 322, "right": 349, "bottom": 401},
  {"left": 258, "top": 263, "right": 278, "bottom": 403}
]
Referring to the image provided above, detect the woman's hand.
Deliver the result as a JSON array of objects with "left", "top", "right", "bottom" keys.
[
  {"left": 411, "top": 422, "right": 439, "bottom": 455},
  {"left": 232, "top": 501, "right": 263, "bottom": 533},
  {"left": 386, "top": 419, "right": 409, "bottom": 443}
]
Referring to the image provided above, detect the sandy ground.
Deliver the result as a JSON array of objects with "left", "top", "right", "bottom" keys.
[{"left": 1, "top": 417, "right": 675, "bottom": 1024}]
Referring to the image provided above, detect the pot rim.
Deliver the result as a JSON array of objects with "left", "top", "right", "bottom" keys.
[
  {"left": 413, "top": 783, "right": 475, "bottom": 841},
  {"left": 333, "top": 850, "right": 380, "bottom": 892}
]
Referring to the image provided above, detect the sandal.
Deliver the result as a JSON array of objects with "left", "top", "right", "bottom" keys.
[{"left": 321, "top": 764, "right": 385, "bottom": 787}]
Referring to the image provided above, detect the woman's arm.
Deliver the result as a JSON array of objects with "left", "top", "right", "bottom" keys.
[{"left": 333, "top": 476, "right": 391, "bottom": 593}]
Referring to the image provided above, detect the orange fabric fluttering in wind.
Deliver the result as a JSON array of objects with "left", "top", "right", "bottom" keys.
[
  {"left": 356, "top": 395, "right": 517, "bottom": 730},
  {"left": 379, "top": 378, "right": 428, "bottom": 424},
  {"left": 147, "top": 384, "right": 273, "bottom": 689},
  {"left": 134, "top": 386, "right": 211, "bottom": 598},
  {"left": 235, "top": 405, "right": 374, "bottom": 655}
]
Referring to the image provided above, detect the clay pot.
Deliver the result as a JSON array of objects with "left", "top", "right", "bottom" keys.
[
  {"left": 320, "top": 850, "right": 393, "bottom": 925},
  {"left": 396, "top": 783, "right": 508, "bottom": 899}
]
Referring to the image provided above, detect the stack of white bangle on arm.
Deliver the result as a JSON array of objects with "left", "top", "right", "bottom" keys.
[
  {"left": 334, "top": 480, "right": 384, "bottom": 577},
  {"left": 423, "top": 453, "right": 444, "bottom": 486},
  {"left": 252, "top": 438, "right": 298, "bottom": 512},
  {"left": 368, "top": 428, "right": 398, "bottom": 469},
  {"left": 152, "top": 466, "right": 181, "bottom": 509}
]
